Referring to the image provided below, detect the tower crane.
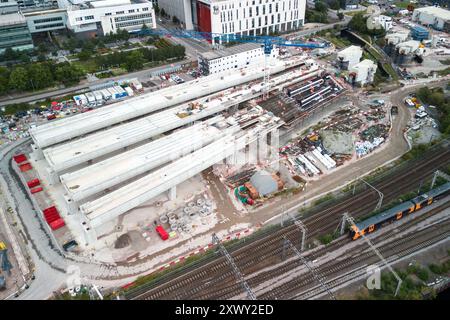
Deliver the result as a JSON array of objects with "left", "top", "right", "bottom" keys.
[{"left": 133, "top": 28, "right": 328, "bottom": 99}]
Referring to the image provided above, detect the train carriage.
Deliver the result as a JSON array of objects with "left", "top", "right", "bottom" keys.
[
  {"left": 411, "top": 182, "right": 450, "bottom": 210},
  {"left": 350, "top": 201, "right": 415, "bottom": 240},
  {"left": 350, "top": 182, "right": 450, "bottom": 241}
]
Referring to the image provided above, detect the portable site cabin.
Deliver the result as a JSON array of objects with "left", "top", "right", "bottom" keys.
[
  {"left": 73, "top": 94, "right": 88, "bottom": 106},
  {"left": 113, "top": 86, "right": 128, "bottom": 98},
  {"left": 100, "top": 89, "right": 112, "bottom": 101},
  {"left": 85, "top": 92, "right": 96, "bottom": 105},
  {"left": 93, "top": 91, "right": 103, "bottom": 104},
  {"left": 124, "top": 86, "right": 134, "bottom": 96}
]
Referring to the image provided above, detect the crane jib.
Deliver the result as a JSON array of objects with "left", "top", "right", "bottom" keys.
[{"left": 132, "top": 28, "right": 327, "bottom": 51}]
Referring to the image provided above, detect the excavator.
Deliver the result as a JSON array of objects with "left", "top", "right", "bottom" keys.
[{"left": 0, "top": 241, "right": 12, "bottom": 290}]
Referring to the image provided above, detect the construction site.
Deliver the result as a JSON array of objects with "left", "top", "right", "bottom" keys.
[{"left": 8, "top": 50, "right": 370, "bottom": 264}]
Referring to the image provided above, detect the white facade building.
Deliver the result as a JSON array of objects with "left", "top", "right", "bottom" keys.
[
  {"left": 207, "top": 0, "right": 306, "bottom": 42},
  {"left": 59, "top": 0, "right": 156, "bottom": 35},
  {"left": 158, "top": 0, "right": 306, "bottom": 40},
  {"left": 367, "top": 14, "right": 393, "bottom": 31},
  {"left": 198, "top": 42, "right": 279, "bottom": 75},
  {"left": 337, "top": 45, "right": 362, "bottom": 70},
  {"left": 412, "top": 6, "right": 450, "bottom": 31},
  {"left": 349, "top": 59, "right": 377, "bottom": 87}
]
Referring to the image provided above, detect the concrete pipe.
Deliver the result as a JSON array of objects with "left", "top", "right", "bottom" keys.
[
  {"left": 169, "top": 216, "right": 177, "bottom": 224},
  {"left": 160, "top": 215, "right": 168, "bottom": 224},
  {"left": 183, "top": 207, "right": 191, "bottom": 214}
]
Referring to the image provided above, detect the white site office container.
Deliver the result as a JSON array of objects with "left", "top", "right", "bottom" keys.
[{"left": 124, "top": 87, "right": 134, "bottom": 96}]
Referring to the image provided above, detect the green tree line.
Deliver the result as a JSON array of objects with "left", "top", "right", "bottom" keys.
[
  {"left": 417, "top": 87, "right": 450, "bottom": 135},
  {"left": 95, "top": 45, "right": 185, "bottom": 72},
  {"left": 0, "top": 62, "right": 84, "bottom": 95}
]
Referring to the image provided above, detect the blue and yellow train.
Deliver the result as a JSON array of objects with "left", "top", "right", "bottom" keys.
[{"left": 350, "top": 182, "right": 450, "bottom": 240}]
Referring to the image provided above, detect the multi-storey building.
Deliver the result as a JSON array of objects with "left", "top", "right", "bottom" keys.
[
  {"left": 159, "top": 0, "right": 306, "bottom": 42},
  {"left": 60, "top": 0, "right": 156, "bottom": 36},
  {"left": 198, "top": 42, "right": 278, "bottom": 75},
  {"left": 24, "top": 8, "right": 68, "bottom": 33},
  {"left": 0, "top": 12, "right": 34, "bottom": 53}
]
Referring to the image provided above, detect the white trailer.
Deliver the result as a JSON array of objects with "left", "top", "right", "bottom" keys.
[
  {"left": 124, "top": 87, "right": 134, "bottom": 97},
  {"left": 85, "top": 92, "right": 96, "bottom": 105},
  {"left": 100, "top": 89, "right": 112, "bottom": 101},
  {"left": 93, "top": 91, "right": 104, "bottom": 106}
]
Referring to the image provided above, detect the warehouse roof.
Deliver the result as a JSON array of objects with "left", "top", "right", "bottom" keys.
[
  {"left": 414, "top": 6, "right": 450, "bottom": 21},
  {"left": 0, "top": 12, "right": 26, "bottom": 27}
]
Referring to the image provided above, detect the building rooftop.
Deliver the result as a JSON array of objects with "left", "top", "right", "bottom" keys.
[
  {"left": 199, "top": 43, "right": 263, "bottom": 61},
  {"left": 90, "top": 0, "right": 131, "bottom": 8},
  {"left": 338, "top": 45, "right": 363, "bottom": 56},
  {"left": 353, "top": 59, "right": 376, "bottom": 68},
  {"left": 414, "top": 6, "right": 450, "bottom": 21},
  {"left": 0, "top": 12, "right": 26, "bottom": 27},
  {"left": 23, "top": 8, "right": 67, "bottom": 16}
]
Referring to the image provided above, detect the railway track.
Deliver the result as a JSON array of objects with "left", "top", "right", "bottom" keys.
[
  {"left": 271, "top": 217, "right": 450, "bottom": 300},
  {"left": 172, "top": 200, "right": 450, "bottom": 300},
  {"left": 126, "top": 144, "right": 450, "bottom": 300}
]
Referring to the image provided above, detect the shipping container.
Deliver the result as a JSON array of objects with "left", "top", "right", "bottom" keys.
[
  {"left": 43, "top": 206, "right": 58, "bottom": 214},
  {"left": 30, "top": 187, "right": 43, "bottom": 194},
  {"left": 19, "top": 163, "right": 32, "bottom": 172},
  {"left": 100, "top": 89, "right": 112, "bottom": 100},
  {"left": 107, "top": 87, "right": 119, "bottom": 100},
  {"left": 27, "top": 178, "right": 40, "bottom": 188},
  {"left": 85, "top": 92, "right": 96, "bottom": 104},
  {"left": 13, "top": 154, "right": 27, "bottom": 164},
  {"left": 93, "top": 90, "right": 103, "bottom": 102},
  {"left": 44, "top": 212, "right": 60, "bottom": 222},
  {"left": 124, "top": 86, "right": 134, "bottom": 96},
  {"left": 155, "top": 225, "right": 169, "bottom": 240},
  {"left": 49, "top": 218, "right": 65, "bottom": 230}
]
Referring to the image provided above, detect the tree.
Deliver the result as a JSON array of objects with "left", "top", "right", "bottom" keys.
[
  {"left": 77, "top": 49, "right": 91, "bottom": 61},
  {"left": 2, "top": 48, "right": 19, "bottom": 61},
  {"left": 327, "top": 0, "right": 340, "bottom": 10},
  {"left": 9, "top": 67, "right": 29, "bottom": 91},
  {"left": 338, "top": 12, "right": 344, "bottom": 20},
  {"left": 123, "top": 50, "right": 145, "bottom": 72},
  {"left": 160, "top": 8, "right": 166, "bottom": 17},
  {"left": 0, "top": 66, "right": 10, "bottom": 95},
  {"left": 55, "top": 63, "right": 84, "bottom": 86},
  {"left": 315, "top": 1, "right": 328, "bottom": 13},
  {"left": 348, "top": 12, "right": 368, "bottom": 34},
  {"left": 172, "top": 15, "right": 180, "bottom": 24},
  {"left": 37, "top": 43, "right": 49, "bottom": 54},
  {"left": 37, "top": 53, "right": 47, "bottom": 62},
  {"left": 153, "top": 3, "right": 160, "bottom": 15},
  {"left": 28, "top": 64, "right": 54, "bottom": 90}
]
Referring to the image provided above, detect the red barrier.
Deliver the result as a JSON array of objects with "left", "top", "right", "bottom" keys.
[
  {"left": 30, "top": 187, "right": 43, "bottom": 194},
  {"left": 49, "top": 218, "right": 65, "bottom": 230},
  {"left": 19, "top": 163, "right": 32, "bottom": 172},
  {"left": 27, "top": 178, "right": 40, "bottom": 188},
  {"left": 13, "top": 154, "right": 27, "bottom": 164}
]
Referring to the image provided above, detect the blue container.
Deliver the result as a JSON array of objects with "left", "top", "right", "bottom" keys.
[{"left": 411, "top": 26, "right": 429, "bottom": 41}]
